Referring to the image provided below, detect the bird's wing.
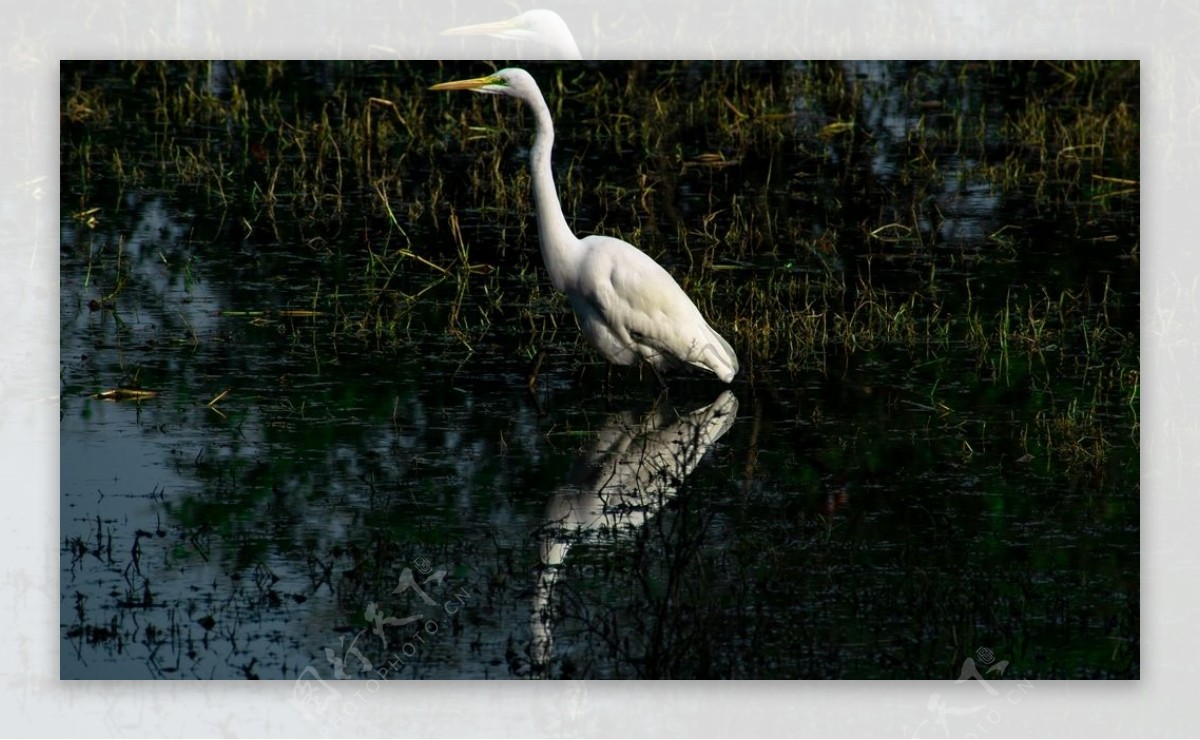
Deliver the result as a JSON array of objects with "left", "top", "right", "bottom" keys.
[
  {"left": 578, "top": 236, "right": 736, "bottom": 378},
  {"left": 578, "top": 237, "right": 687, "bottom": 336}
]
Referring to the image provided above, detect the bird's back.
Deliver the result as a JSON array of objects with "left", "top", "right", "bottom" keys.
[{"left": 571, "top": 235, "right": 738, "bottom": 382}]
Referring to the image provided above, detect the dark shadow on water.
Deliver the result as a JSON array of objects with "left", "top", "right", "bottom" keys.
[{"left": 530, "top": 390, "right": 738, "bottom": 676}]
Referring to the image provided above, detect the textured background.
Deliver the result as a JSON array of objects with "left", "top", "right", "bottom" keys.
[{"left": 9, "top": 0, "right": 1190, "bottom": 735}]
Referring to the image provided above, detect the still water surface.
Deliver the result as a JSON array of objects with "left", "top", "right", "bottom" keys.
[{"left": 60, "top": 61, "right": 1138, "bottom": 680}]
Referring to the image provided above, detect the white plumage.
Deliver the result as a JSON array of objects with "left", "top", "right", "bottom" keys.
[
  {"left": 440, "top": 10, "right": 582, "bottom": 61},
  {"left": 432, "top": 68, "right": 738, "bottom": 384}
]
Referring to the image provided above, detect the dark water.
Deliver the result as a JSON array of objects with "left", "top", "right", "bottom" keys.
[{"left": 60, "top": 61, "right": 1138, "bottom": 683}]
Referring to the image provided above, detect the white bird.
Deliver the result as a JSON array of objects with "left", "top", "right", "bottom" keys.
[
  {"left": 431, "top": 68, "right": 739, "bottom": 384},
  {"left": 440, "top": 9, "right": 582, "bottom": 60}
]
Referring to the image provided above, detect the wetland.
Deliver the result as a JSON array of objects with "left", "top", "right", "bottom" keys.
[{"left": 60, "top": 60, "right": 1139, "bottom": 681}]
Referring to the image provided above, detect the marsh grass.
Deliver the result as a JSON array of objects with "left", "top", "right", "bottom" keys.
[{"left": 61, "top": 60, "right": 1138, "bottom": 466}]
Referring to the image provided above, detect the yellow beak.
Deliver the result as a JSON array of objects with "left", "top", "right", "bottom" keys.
[{"left": 429, "top": 76, "right": 497, "bottom": 92}]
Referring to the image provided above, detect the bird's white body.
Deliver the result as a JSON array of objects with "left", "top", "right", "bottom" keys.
[
  {"left": 564, "top": 234, "right": 737, "bottom": 382},
  {"left": 432, "top": 68, "right": 738, "bottom": 383}
]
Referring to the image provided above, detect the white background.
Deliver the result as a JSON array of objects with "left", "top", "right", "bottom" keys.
[{"left": 9, "top": 0, "right": 1190, "bottom": 736}]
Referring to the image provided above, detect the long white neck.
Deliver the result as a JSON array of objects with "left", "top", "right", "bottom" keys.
[{"left": 525, "top": 86, "right": 578, "bottom": 293}]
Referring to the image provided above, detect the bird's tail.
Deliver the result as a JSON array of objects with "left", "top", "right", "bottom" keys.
[{"left": 692, "top": 324, "right": 739, "bottom": 383}]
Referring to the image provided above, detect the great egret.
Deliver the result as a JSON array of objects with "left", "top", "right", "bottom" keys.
[
  {"left": 431, "top": 68, "right": 739, "bottom": 384},
  {"left": 440, "top": 9, "right": 582, "bottom": 60}
]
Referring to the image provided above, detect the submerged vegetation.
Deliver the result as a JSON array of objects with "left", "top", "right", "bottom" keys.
[{"left": 60, "top": 61, "right": 1138, "bottom": 679}]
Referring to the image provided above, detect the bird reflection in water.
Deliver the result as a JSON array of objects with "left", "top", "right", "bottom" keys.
[{"left": 529, "top": 390, "right": 738, "bottom": 674}]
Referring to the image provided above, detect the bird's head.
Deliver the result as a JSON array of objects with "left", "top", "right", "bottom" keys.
[
  {"left": 430, "top": 68, "right": 539, "bottom": 101},
  {"left": 440, "top": 10, "right": 580, "bottom": 59}
]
